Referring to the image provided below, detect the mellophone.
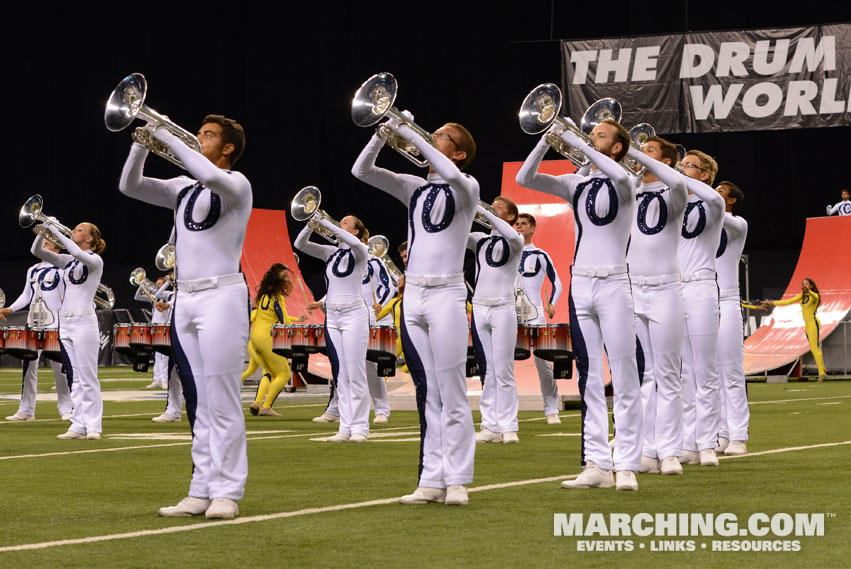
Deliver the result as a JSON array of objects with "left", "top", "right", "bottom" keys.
[
  {"left": 270, "top": 324, "right": 398, "bottom": 376},
  {"left": 0, "top": 326, "right": 63, "bottom": 363}
]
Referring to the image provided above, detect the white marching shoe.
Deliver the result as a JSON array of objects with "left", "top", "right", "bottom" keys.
[
  {"left": 615, "top": 470, "right": 638, "bottom": 491},
  {"left": 348, "top": 433, "right": 368, "bottom": 443},
  {"left": 699, "top": 449, "right": 719, "bottom": 466},
  {"left": 725, "top": 440, "right": 747, "bottom": 455},
  {"left": 205, "top": 498, "right": 239, "bottom": 519},
  {"left": 476, "top": 427, "right": 503, "bottom": 443},
  {"left": 312, "top": 413, "right": 340, "bottom": 423},
  {"left": 5, "top": 412, "right": 35, "bottom": 421},
  {"left": 561, "top": 462, "right": 614, "bottom": 489},
  {"left": 56, "top": 430, "right": 86, "bottom": 440},
  {"left": 502, "top": 432, "right": 519, "bottom": 444},
  {"left": 399, "top": 487, "right": 446, "bottom": 505},
  {"left": 158, "top": 497, "right": 211, "bottom": 517},
  {"left": 152, "top": 413, "right": 181, "bottom": 423},
  {"left": 373, "top": 414, "right": 389, "bottom": 424},
  {"left": 445, "top": 485, "right": 469, "bottom": 506},
  {"left": 639, "top": 456, "right": 661, "bottom": 474},
  {"left": 660, "top": 456, "right": 684, "bottom": 475},
  {"left": 680, "top": 450, "right": 699, "bottom": 465},
  {"left": 546, "top": 414, "right": 562, "bottom": 425},
  {"left": 715, "top": 437, "right": 730, "bottom": 453},
  {"left": 326, "top": 432, "right": 350, "bottom": 442}
]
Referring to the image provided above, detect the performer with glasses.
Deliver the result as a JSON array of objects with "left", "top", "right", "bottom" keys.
[
  {"left": 353, "top": 115, "right": 478, "bottom": 506},
  {"left": 119, "top": 114, "right": 251, "bottom": 520}
]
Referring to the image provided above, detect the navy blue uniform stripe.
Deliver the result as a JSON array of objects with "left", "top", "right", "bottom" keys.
[
  {"left": 399, "top": 299, "right": 428, "bottom": 484},
  {"left": 568, "top": 286, "right": 590, "bottom": 467}
]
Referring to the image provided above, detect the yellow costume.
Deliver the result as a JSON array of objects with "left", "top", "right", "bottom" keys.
[
  {"left": 376, "top": 294, "right": 405, "bottom": 370},
  {"left": 243, "top": 295, "right": 293, "bottom": 410},
  {"left": 774, "top": 291, "right": 826, "bottom": 376}
]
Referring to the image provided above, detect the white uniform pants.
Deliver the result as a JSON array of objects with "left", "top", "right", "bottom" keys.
[
  {"left": 718, "top": 289, "right": 750, "bottom": 441},
  {"left": 401, "top": 282, "right": 474, "bottom": 488},
  {"left": 17, "top": 350, "right": 72, "bottom": 417},
  {"left": 164, "top": 359, "right": 184, "bottom": 418},
  {"left": 153, "top": 351, "right": 169, "bottom": 384},
  {"left": 472, "top": 301, "right": 519, "bottom": 434},
  {"left": 633, "top": 278, "right": 685, "bottom": 460},
  {"left": 569, "top": 274, "right": 643, "bottom": 472},
  {"left": 680, "top": 279, "right": 722, "bottom": 452},
  {"left": 59, "top": 315, "right": 102, "bottom": 435},
  {"left": 530, "top": 309, "right": 559, "bottom": 416},
  {"left": 171, "top": 280, "right": 249, "bottom": 501},
  {"left": 325, "top": 303, "right": 370, "bottom": 436},
  {"left": 324, "top": 360, "right": 390, "bottom": 418}
]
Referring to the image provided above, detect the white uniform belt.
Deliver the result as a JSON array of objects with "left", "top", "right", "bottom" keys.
[
  {"left": 571, "top": 264, "right": 628, "bottom": 278},
  {"left": 681, "top": 269, "right": 717, "bottom": 283},
  {"left": 59, "top": 310, "right": 96, "bottom": 318},
  {"left": 326, "top": 299, "right": 364, "bottom": 311},
  {"left": 405, "top": 272, "right": 464, "bottom": 288},
  {"left": 177, "top": 273, "right": 245, "bottom": 293},
  {"left": 719, "top": 288, "right": 741, "bottom": 299},
  {"left": 472, "top": 296, "right": 514, "bottom": 307},
  {"left": 631, "top": 273, "right": 681, "bottom": 286}
]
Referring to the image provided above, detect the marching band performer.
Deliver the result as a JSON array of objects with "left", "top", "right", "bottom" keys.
[
  {"left": 295, "top": 215, "right": 371, "bottom": 442},
  {"left": 1, "top": 239, "right": 72, "bottom": 421},
  {"left": 513, "top": 213, "right": 564, "bottom": 423},
  {"left": 516, "top": 119, "right": 643, "bottom": 491},
  {"left": 624, "top": 136, "right": 689, "bottom": 476},
  {"left": 714, "top": 182, "right": 750, "bottom": 456},
  {"left": 136, "top": 277, "right": 170, "bottom": 390},
  {"left": 353, "top": 115, "right": 478, "bottom": 506},
  {"left": 150, "top": 279, "right": 185, "bottom": 423},
  {"left": 245, "top": 263, "right": 296, "bottom": 417},
  {"left": 467, "top": 197, "right": 524, "bottom": 444},
  {"left": 362, "top": 255, "right": 397, "bottom": 423},
  {"left": 119, "top": 114, "right": 251, "bottom": 520},
  {"left": 677, "top": 150, "right": 726, "bottom": 467},
  {"left": 31, "top": 223, "right": 106, "bottom": 441}
]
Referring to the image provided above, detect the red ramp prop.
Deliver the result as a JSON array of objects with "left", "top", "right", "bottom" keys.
[{"left": 744, "top": 216, "right": 851, "bottom": 375}]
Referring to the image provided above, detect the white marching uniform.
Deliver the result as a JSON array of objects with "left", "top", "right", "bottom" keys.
[
  {"left": 517, "top": 242, "right": 563, "bottom": 417},
  {"left": 626, "top": 148, "right": 688, "bottom": 462},
  {"left": 119, "top": 130, "right": 251, "bottom": 502},
  {"left": 467, "top": 206, "right": 523, "bottom": 435},
  {"left": 6, "top": 260, "right": 71, "bottom": 418},
  {"left": 32, "top": 230, "right": 104, "bottom": 436},
  {"left": 716, "top": 213, "right": 750, "bottom": 442},
  {"left": 517, "top": 132, "right": 643, "bottom": 472},
  {"left": 151, "top": 284, "right": 184, "bottom": 420},
  {"left": 353, "top": 127, "right": 478, "bottom": 488},
  {"left": 678, "top": 177, "right": 725, "bottom": 454},
  {"left": 363, "top": 256, "right": 395, "bottom": 417},
  {"left": 296, "top": 219, "right": 370, "bottom": 437},
  {"left": 135, "top": 284, "right": 170, "bottom": 387},
  {"left": 826, "top": 200, "right": 851, "bottom": 216}
]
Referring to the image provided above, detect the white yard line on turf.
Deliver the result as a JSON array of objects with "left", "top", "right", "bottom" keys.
[
  {"left": 750, "top": 394, "right": 851, "bottom": 405},
  {"left": 1, "top": 440, "right": 849, "bottom": 553}
]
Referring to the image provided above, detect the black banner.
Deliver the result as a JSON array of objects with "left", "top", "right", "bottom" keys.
[{"left": 561, "top": 24, "right": 851, "bottom": 133}]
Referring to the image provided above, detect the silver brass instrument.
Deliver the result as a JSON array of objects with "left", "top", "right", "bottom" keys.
[
  {"left": 0, "top": 287, "right": 5, "bottom": 309},
  {"left": 19, "top": 194, "right": 73, "bottom": 246},
  {"left": 155, "top": 243, "right": 176, "bottom": 273},
  {"left": 105, "top": 73, "right": 202, "bottom": 170},
  {"left": 520, "top": 84, "right": 632, "bottom": 174},
  {"left": 352, "top": 72, "right": 435, "bottom": 168},
  {"left": 130, "top": 267, "right": 160, "bottom": 302},
  {"left": 367, "top": 235, "right": 403, "bottom": 282},
  {"left": 473, "top": 201, "right": 498, "bottom": 230},
  {"left": 18, "top": 195, "right": 115, "bottom": 310},
  {"left": 622, "top": 123, "right": 656, "bottom": 177},
  {"left": 290, "top": 186, "right": 341, "bottom": 244}
]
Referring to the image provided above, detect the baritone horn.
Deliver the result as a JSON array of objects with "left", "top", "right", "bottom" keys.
[
  {"left": 290, "top": 186, "right": 341, "bottom": 244},
  {"left": 155, "top": 243, "right": 176, "bottom": 274},
  {"left": 352, "top": 72, "right": 435, "bottom": 168},
  {"left": 622, "top": 123, "right": 656, "bottom": 177},
  {"left": 367, "top": 235, "right": 403, "bottom": 282},
  {"left": 105, "top": 73, "right": 202, "bottom": 170}
]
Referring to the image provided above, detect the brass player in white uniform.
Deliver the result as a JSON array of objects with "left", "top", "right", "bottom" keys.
[
  {"left": 353, "top": 116, "right": 478, "bottom": 506},
  {"left": 517, "top": 119, "right": 643, "bottom": 491},
  {"left": 119, "top": 115, "right": 251, "bottom": 520}
]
